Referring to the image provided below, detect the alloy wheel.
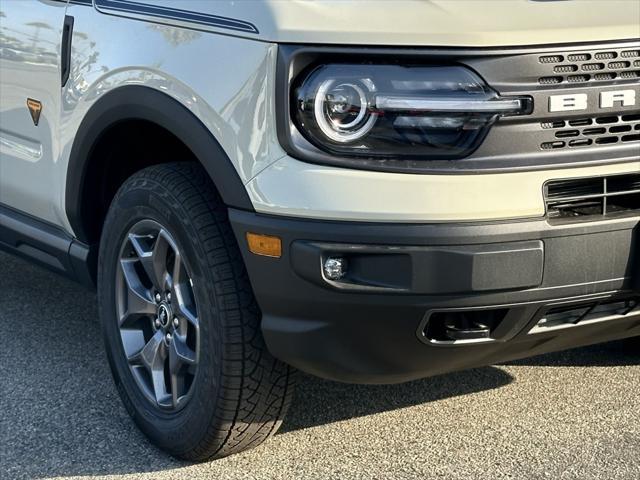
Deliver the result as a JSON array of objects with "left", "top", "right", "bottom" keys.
[{"left": 115, "top": 220, "right": 200, "bottom": 411}]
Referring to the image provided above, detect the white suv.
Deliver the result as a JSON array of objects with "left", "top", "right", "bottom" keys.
[{"left": 1, "top": 0, "right": 639, "bottom": 460}]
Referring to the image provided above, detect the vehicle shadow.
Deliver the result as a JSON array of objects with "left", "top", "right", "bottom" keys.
[
  {"left": 0, "top": 251, "right": 636, "bottom": 479},
  {"left": 282, "top": 339, "right": 639, "bottom": 434},
  {"left": 501, "top": 339, "right": 639, "bottom": 368},
  {"left": 280, "top": 367, "right": 512, "bottom": 434}
]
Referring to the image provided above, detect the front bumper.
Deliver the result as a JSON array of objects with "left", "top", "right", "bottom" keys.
[{"left": 230, "top": 209, "right": 640, "bottom": 384}]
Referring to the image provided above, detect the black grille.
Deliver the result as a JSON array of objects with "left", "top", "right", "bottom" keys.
[
  {"left": 545, "top": 173, "right": 640, "bottom": 222},
  {"left": 538, "top": 48, "right": 640, "bottom": 85},
  {"left": 532, "top": 296, "right": 640, "bottom": 333},
  {"left": 540, "top": 113, "right": 640, "bottom": 150}
]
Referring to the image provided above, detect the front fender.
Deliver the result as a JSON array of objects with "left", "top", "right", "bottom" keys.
[{"left": 59, "top": 3, "right": 285, "bottom": 239}]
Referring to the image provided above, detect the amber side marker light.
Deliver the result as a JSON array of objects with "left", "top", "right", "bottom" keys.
[{"left": 246, "top": 232, "right": 282, "bottom": 258}]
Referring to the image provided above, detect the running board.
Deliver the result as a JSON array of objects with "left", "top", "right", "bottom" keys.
[{"left": 0, "top": 203, "right": 96, "bottom": 287}]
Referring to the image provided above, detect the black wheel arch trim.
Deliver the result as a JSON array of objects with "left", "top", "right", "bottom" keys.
[{"left": 65, "top": 85, "right": 254, "bottom": 244}]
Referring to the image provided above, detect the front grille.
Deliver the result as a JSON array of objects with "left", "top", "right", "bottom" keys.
[
  {"left": 540, "top": 113, "right": 640, "bottom": 150},
  {"left": 460, "top": 41, "right": 640, "bottom": 171},
  {"left": 545, "top": 173, "right": 640, "bottom": 222},
  {"left": 538, "top": 48, "right": 640, "bottom": 85}
]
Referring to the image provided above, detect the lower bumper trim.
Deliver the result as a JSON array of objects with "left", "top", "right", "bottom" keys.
[{"left": 229, "top": 209, "right": 640, "bottom": 383}]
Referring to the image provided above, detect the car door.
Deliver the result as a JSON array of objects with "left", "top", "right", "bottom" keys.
[{"left": 0, "top": 0, "right": 69, "bottom": 225}]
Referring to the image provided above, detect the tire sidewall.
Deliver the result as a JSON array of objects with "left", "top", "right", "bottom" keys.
[{"left": 98, "top": 177, "right": 223, "bottom": 453}]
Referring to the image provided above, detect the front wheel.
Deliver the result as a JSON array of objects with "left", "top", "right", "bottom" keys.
[{"left": 98, "top": 162, "right": 294, "bottom": 460}]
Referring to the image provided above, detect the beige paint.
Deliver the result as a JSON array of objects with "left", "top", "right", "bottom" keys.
[
  {"left": 3, "top": 0, "right": 637, "bottom": 235},
  {"left": 98, "top": 0, "right": 640, "bottom": 47},
  {"left": 247, "top": 157, "right": 640, "bottom": 222}
]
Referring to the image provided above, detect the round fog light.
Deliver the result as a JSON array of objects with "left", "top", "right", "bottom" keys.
[{"left": 323, "top": 257, "right": 347, "bottom": 281}]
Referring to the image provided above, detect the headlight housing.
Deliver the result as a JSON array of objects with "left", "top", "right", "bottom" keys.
[{"left": 292, "top": 64, "right": 530, "bottom": 160}]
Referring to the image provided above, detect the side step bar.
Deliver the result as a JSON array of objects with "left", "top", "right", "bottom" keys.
[{"left": 0, "top": 204, "right": 96, "bottom": 287}]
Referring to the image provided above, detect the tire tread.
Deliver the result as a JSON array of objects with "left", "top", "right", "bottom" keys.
[{"left": 105, "top": 162, "right": 295, "bottom": 461}]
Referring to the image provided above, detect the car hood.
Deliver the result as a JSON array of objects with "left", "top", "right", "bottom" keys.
[{"left": 97, "top": 0, "right": 640, "bottom": 47}]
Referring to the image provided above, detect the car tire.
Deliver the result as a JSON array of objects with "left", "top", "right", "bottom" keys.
[{"left": 97, "top": 162, "right": 295, "bottom": 460}]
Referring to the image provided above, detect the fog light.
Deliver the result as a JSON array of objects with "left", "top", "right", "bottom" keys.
[{"left": 323, "top": 257, "right": 347, "bottom": 280}]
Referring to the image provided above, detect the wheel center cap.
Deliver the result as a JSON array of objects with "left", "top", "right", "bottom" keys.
[{"left": 158, "top": 303, "right": 172, "bottom": 328}]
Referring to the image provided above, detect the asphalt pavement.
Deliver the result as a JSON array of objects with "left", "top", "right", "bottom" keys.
[{"left": 1, "top": 250, "right": 639, "bottom": 480}]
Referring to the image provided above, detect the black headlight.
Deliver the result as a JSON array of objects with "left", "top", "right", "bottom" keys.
[{"left": 291, "top": 63, "right": 530, "bottom": 160}]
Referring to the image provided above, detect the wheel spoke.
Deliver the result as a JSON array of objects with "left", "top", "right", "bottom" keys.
[
  {"left": 129, "top": 330, "right": 171, "bottom": 406},
  {"left": 167, "top": 335, "right": 196, "bottom": 409},
  {"left": 175, "top": 297, "right": 199, "bottom": 329},
  {"left": 170, "top": 373, "right": 179, "bottom": 409},
  {"left": 170, "top": 248, "right": 183, "bottom": 287},
  {"left": 129, "top": 232, "right": 168, "bottom": 291},
  {"left": 150, "top": 369, "right": 170, "bottom": 406},
  {"left": 153, "top": 230, "right": 174, "bottom": 291},
  {"left": 120, "top": 259, "right": 156, "bottom": 325},
  {"left": 129, "top": 329, "right": 165, "bottom": 368},
  {"left": 169, "top": 334, "right": 197, "bottom": 373}
]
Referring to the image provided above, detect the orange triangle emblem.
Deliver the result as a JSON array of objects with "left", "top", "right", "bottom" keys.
[{"left": 26, "top": 98, "right": 42, "bottom": 126}]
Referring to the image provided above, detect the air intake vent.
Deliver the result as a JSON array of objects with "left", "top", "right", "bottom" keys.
[
  {"left": 540, "top": 114, "right": 640, "bottom": 150},
  {"left": 545, "top": 173, "right": 640, "bottom": 222},
  {"left": 538, "top": 48, "right": 639, "bottom": 84},
  {"left": 531, "top": 296, "right": 640, "bottom": 333}
]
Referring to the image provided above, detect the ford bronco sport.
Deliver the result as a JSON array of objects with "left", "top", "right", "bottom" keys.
[{"left": 1, "top": 0, "right": 639, "bottom": 461}]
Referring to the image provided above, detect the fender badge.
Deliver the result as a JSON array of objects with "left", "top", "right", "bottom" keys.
[{"left": 26, "top": 98, "right": 42, "bottom": 126}]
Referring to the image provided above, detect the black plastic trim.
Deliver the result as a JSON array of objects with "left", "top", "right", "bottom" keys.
[
  {"left": 61, "top": 15, "right": 74, "bottom": 87},
  {"left": 229, "top": 208, "right": 640, "bottom": 383},
  {"left": 290, "top": 240, "right": 544, "bottom": 294},
  {"left": 65, "top": 85, "right": 253, "bottom": 243},
  {"left": 0, "top": 204, "right": 96, "bottom": 287}
]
